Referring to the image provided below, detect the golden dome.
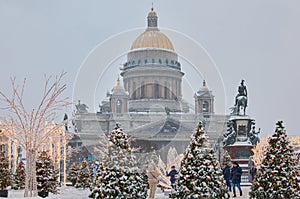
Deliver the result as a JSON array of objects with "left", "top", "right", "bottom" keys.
[
  {"left": 130, "top": 30, "right": 174, "bottom": 51},
  {"left": 130, "top": 7, "right": 175, "bottom": 51}
]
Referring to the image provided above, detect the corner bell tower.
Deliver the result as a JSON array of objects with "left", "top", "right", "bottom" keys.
[
  {"left": 108, "top": 77, "right": 129, "bottom": 113},
  {"left": 194, "top": 80, "right": 215, "bottom": 116}
]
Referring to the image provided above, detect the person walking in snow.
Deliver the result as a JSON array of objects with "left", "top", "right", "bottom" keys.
[
  {"left": 147, "top": 162, "right": 160, "bottom": 199},
  {"left": 221, "top": 163, "right": 231, "bottom": 191},
  {"left": 230, "top": 162, "right": 243, "bottom": 197},
  {"left": 166, "top": 165, "right": 178, "bottom": 188}
]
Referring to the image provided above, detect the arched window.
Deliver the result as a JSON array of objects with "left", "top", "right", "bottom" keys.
[
  {"left": 141, "top": 82, "right": 145, "bottom": 99},
  {"left": 116, "top": 100, "right": 122, "bottom": 113},
  {"left": 164, "top": 81, "right": 168, "bottom": 99},
  {"left": 132, "top": 82, "right": 136, "bottom": 99},
  {"left": 203, "top": 101, "right": 209, "bottom": 113},
  {"left": 155, "top": 81, "right": 159, "bottom": 98}
]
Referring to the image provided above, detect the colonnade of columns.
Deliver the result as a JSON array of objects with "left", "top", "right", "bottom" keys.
[{"left": 124, "top": 77, "right": 182, "bottom": 100}]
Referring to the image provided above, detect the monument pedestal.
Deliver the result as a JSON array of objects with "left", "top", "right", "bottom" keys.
[
  {"left": 223, "top": 115, "right": 258, "bottom": 183},
  {"left": 224, "top": 143, "right": 254, "bottom": 184},
  {"left": 224, "top": 143, "right": 253, "bottom": 164}
]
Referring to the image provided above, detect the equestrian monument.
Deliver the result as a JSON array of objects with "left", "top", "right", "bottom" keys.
[{"left": 223, "top": 80, "right": 260, "bottom": 183}]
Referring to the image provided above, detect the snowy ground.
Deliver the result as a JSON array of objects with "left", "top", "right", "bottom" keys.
[{"left": 7, "top": 186, "right": 250, "bottom": 199}]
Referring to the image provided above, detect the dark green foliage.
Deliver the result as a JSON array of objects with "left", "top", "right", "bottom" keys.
[
  {"left": 75, "top": 161, "right": 93, "bottom": 189},
  {"left": 36, "top": 151, "right": 59, "bottom": 194},
  {"left": 67, "top": 162, "right": 80, "bottom": 186},
  {"left": 171, "top": 121, "right": 229, "bottom": 199},
  {"left": 89, "top": 124, "right": 148, "bottom": 199},
  {"left": 12, "top": 161, "right": 25, "bottom": 190},
  {"left": 250, "top": 121, "right": 300, "bottom": 199},
  {"left": 0, "top": 152, "right": 11, "bottom": 190}
]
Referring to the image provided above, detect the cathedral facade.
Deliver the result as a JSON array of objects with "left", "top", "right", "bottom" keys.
[{"left": 73, "top": 8, "right": 228, "bottom": 161}]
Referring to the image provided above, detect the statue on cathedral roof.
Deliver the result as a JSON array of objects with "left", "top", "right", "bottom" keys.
[{"left": 75, "top": 100, "right": 88, "bottom": 114}]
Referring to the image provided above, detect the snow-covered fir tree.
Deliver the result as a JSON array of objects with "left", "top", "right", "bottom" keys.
[
  {"left": 67, "top": 162, "right": 80, "bottom": 186},
  {"left": 0, "top": 151, "right": 11, "bottom": 190},
  {"left": 250, "top": 121, "right": 300, "bottom": 199},
  {"left": 171, "top": 121, "right": 229, "bottom": 199},
  {"left": 75, "top": 161, "right": 93, "bottom": 189},
  {"left": 221, "top": 150, "right": 232, "bottom": 167},
  {"left": 89, "top": 123, "right": 148, "bottom": 199},
  {"left": 12, "top": 161, "right": 25, "bottom": 190},
  {"left": 36, "top": 151, "right": 59, "bottom": 194}
]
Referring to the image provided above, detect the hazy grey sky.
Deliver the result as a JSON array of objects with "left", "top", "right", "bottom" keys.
[{"left": 0, "top": 0, "right": 299, "bottom": 138}]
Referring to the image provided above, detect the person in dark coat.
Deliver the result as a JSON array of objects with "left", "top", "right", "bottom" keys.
[
  {"left": 230, "top": 162, "right": 243, "bottom": 197},
  {"left": 221, "top": 163, "right": 231, "bottom": 191},
  {"left": 166, "top": 165, "right": 178, "bottom": 188}
]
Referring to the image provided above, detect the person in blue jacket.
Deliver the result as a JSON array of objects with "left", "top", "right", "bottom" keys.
[
  {"left": 166, "top": 165, "right": 178, "bottom": 188},
  {"left": 230, "top": 162, "right": 243, "bottom": 197},
  {"left": 221, "top": 163, "right": 231, "bottom": 191}
]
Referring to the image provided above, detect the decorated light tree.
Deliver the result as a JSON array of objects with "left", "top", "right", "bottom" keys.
[
  {"left": 172, "top": 121, "right": 229, "bottom": 199},
  {"left": 251, "top": 137, "right": 269, "bottom": 169},
  {"left": 250, "top": 121, "right": 300, "bottom": 199},
  {"left": 89, "top": 123, "right": 148, "bottom": 199},
  {"left": 0, "top": 151, "right": 11, "bottom": 195},
  {"left": 221, "top": 150, "right": 232, "bottom": 167},
  {"left": 67, "top": 162, "right": 80, "bottom": 186},
  {"left": 12, "top": 161, "right": 26, "bottom": 190},
  {"left": 75, "top": 161, "right": 93, "bottom": 189},
  {"left": 0, "top": 72, "right": 70, "bottom": 197},
  {"left": 36, "top": 151, "right": 59, "bottom": 195}
]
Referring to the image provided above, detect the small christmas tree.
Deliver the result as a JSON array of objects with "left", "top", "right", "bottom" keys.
[
  {"left": 250, "top": 121, "right": 300, "bottom": 199},
  {"left": 89, "top": 123, "right": 148, "bottom": 199},
  {"left": 75, "top": 161, "right": 93, "bottom": 189},
  {"left": 36, "top": 151, "right": 59, "bottom": 194},
  {"left": 67, "top": 162, "right": 80, "bottom": 186},
  {"left": 12, "top": 161, "right": 26, "bottom": 190},
  {"left": 0, "top": 152, "right": 11, "bottom": 190},
  {"left": 172, "top": 121, "right": 229, "bottom": 199},
  {"left": 221, "top": 150, "right": 232, "bottom": 167}
]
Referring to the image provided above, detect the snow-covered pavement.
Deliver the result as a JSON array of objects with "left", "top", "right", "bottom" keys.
[
  {"left": 155, "top": 186, "right": 250, "bottom": 199},
  {"left": 7, "top": 186, "right": 251, "bottom": 198}
]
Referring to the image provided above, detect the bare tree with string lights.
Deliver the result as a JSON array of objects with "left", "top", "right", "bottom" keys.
[{"left": 0, "top": 71, "right": 70, "bottom": 197}]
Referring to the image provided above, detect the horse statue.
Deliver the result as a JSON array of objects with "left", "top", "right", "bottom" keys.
[{"left": 235, "top": 95, "right": 247, "bottom": 115}]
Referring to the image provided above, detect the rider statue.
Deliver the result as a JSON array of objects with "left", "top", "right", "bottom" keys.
[{"left": 235, "top": 80, "right": 248, "bottom": 107}]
